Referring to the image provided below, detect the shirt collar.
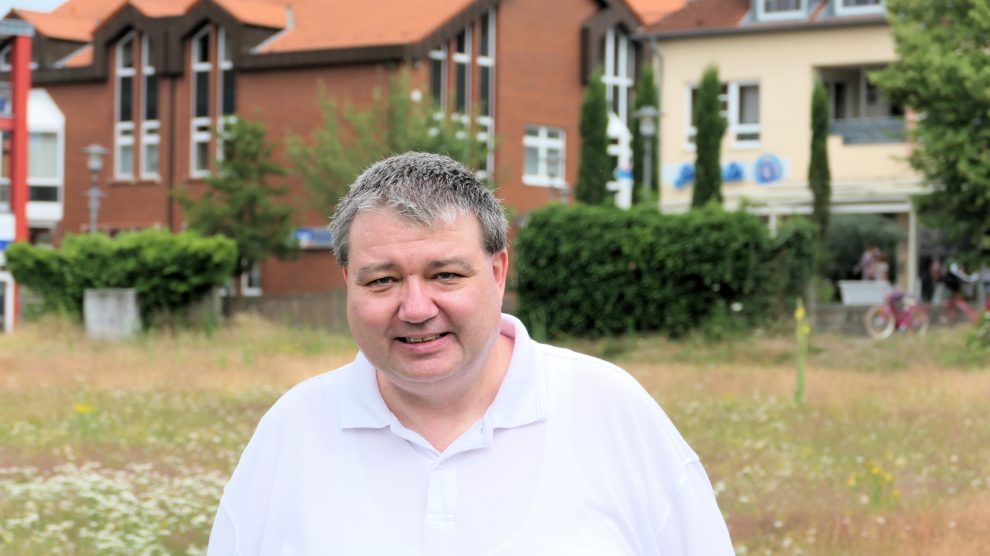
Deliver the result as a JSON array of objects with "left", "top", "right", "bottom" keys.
[{"left": 337, "top": 314, "right": 548, "bottom": 431}]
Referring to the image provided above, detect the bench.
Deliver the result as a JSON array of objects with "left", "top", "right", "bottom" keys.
[{"left": 838, "top": 280, "right": 892, "bottom": 306}]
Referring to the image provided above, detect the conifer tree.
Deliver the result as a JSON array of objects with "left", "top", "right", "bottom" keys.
[
  {"left": 632, "top": 63, "right": 660, "bottom": 204},
  {"left": 177, "top": 117, "right": 293, "bottom": 279},
  {"left": 809, "top": 81, "right": 832, "bottom": 253},
  {"left": 691, "top": 65, "right": 726, "bottom": 208},
  {"left": 576, "top": 68, "right": 611, "bottom": 205}
]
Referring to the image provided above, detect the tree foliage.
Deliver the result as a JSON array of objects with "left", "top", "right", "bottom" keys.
[
  {"left": 5, "top": 230, "right": 236, "bottom": 321},
  {"left": 632, "top": 63, "right": 660, "bottom": 204},
  {"left": 871, "top": 0, "right": 990, "bottom": 263},
  {"left": 692, "top": 65, "right": 726, "bottom": 208},
  {"left": 576, "top": 68, "right": 611, "bottom": 205},
  {"left": 287, "top": 68, "right": 490, "bottom": 212},
  {"left": 515, "top": 204, "right": 817, "bottom": 338},
  {"left": 809, "top": 81, "right": 832, "bottom": 261},
  {"left": 177, "top": 117, "right": 293, "bottom": 278}
]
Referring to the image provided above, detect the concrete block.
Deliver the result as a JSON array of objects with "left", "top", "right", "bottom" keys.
[{"left": 84, "top": 288, "right": 141, "bottom": 340}]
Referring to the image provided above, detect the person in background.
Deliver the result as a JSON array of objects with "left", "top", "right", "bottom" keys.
[{"left": 858, "top": 243, "right": 880, "bottom": 280}]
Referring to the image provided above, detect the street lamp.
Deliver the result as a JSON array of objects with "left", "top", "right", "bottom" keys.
[
  {"left": 82, "top": 144, "right": 108, "bottom": 234},
  {"left": 634, "top": 105, "right": 658, "bottom": 200}
]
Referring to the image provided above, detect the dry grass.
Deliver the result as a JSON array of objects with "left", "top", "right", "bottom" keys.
[{"left": 1, "top": 315, "right": 989, "bottom": 554}]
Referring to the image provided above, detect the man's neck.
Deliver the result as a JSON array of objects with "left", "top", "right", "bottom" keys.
[{"left": 376, "top": 333, "right": 514, "bottom": 453}]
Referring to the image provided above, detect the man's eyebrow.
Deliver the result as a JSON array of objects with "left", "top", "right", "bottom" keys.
[
  {"left": 429, "top": 257, "right": 475, "bottom": 271},
  {"left": 354, "top": 262, "right": 398, "bottom": 283}
]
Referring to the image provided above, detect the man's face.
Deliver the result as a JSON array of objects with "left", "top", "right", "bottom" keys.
[{"left": 343, "top": 209, "right": 508, "bottom": 387}]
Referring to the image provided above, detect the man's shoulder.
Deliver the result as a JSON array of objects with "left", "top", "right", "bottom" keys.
[
  {"left": 533, "top": 341, "right": 649, "bottom": 396},
  {"left": 262, "top": 360, "right": 358, "bottom": 424}
]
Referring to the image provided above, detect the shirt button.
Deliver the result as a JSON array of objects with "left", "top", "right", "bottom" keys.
[{"left": 437, "top": 462, "right": 445, "bottom": 469}]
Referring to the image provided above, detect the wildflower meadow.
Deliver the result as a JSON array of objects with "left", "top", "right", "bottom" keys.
[{"left": 1, "top": 314, "right": 989, "bottom": 554}]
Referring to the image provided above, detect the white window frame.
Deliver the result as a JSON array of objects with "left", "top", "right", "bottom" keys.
[
  {"left": 756, "top": 0, "right": 807, "bottom": 21},
  {"left": 0, "top": 45, "right": 9, "bottom": 72},
  {"left": 684, "top": 80, "right": 761, "bottom": 150},
  {"left": 216, "top": 27, "right": 235, "bottom": 161},
  {"left": 190, "top": 27, "right": 212, "bottom": 178},
  {"left": 835, "top": 0, "right": 884, "bottom": 16},
  {"left": 27, "top": 130, "right": 64, "bottom": 203},
  {"left": 602, "top": 27, "right": 634, "bottom": 124},
  {"left": 114, "top": 31, "right": 136, "bottom": 181},
  {"left": 429, "top": 44, "right": 447, "bottom": 113},
  {"left": 522, "top": 125, "right": 566, "bottom": 188},
  {"left": 476, "top": 9, "right": 496, "bottom": 179},
  {"left": 239, "top": 261, "right": 262, "bottom": 297},
  {"left": 140, "top": 34, "right": 160, "bottom": 180},
  {"left": 453, "top": 26, "right": 471, "bottom": 116}
]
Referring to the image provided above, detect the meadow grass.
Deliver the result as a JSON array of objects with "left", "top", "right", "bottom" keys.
[{"left": 1, "top": 314, "right": 988, "bottom": 554}]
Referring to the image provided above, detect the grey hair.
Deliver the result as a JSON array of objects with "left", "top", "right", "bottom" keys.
[{"left": 328, "top": 152, "right": 509, "bottom": 267}]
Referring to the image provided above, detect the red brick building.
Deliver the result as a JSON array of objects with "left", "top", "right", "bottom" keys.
[{"left": 1, "top": 0, "right": 681, "bottom": 297}]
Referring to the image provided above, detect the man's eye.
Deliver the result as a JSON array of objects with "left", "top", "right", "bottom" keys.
[
  {"left": 435, "top": 272, "right": 461, "bottom": 281},
  {"left": 368, "top": 277, "right": 395, "bottom": 287}
]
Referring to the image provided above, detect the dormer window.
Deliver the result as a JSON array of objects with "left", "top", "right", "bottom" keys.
[
  {"left": 756, "top": 0, "right": 806, "bottom": 21},
  {"left": 834, "top": 0, "right": 884, "bottom": 16}
]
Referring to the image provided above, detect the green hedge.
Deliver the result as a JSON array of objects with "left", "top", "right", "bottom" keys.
[
  {"left": 5, "top": 229, "right": 237, "bottom": 322},
  {"left": 515, "top": 204, "right": 816, "bottom": 338}
]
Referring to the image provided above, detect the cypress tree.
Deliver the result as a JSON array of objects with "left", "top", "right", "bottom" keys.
[
  {"left": 809, "top": 81, "right": 832, "bottom": 251},
  {"left": 692, "top": 65, "right": 726, "bottom": 208},
  {"left": 632, "top": 63, "right": 660, "bottom": 204},
  {"left": 576, "top": 68, "right": 611, "bottom": 205}
]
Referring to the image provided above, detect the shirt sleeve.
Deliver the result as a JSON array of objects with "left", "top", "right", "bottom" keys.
[
  {"left": 655, "top": 460, "right": 735, "bottom": 555},
  {"left": 206, "top": 502, "right": 240, "bottom": 556}
]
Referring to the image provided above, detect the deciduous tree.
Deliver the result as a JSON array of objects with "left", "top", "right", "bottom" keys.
[{"left": 872, "top": 0, "right": 990, "bottom": 263}]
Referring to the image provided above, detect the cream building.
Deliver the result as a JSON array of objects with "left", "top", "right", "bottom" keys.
[{"left": 641, "top": 0, "right": 926, "bottom": 294}]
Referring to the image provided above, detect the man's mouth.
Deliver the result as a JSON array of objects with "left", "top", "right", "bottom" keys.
[{"left": 397, "top": 333, "right": 447, "bottom": 344}]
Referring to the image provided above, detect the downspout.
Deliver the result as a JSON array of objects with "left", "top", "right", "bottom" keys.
[{"left": 166, "top": 34, "right": 177, "bottom": 231}]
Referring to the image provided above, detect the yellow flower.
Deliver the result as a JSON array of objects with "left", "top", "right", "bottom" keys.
[
  {"left": 795, "top": 305, "right": 806, "bottom": 321},
  {"left": 846, "top": 474, "right": 857, "bottom": 487},
  {"left": 801, "top": 324, "right": 812, "bottom": 335},
  {"left": 72, "top": 403, "right": 95, "bottom": 415}
]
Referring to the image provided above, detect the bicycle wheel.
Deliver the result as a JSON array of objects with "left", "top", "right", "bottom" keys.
[
  {"left": 909, "top": 308, "right": 929, "bottom": 336},
  {"left": 864, "top": 305, "right": 895, "bottom": 339}
]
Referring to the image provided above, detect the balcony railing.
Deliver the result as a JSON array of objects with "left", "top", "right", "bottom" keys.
[{"left": 830, "top": 117, "right": 906, "bottom": 145}]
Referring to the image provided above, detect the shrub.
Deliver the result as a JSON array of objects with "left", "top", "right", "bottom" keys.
[
  {"left": 514, "top": 204, "right": 815, "bottom": 338},
  {"left": 5, "top": 230, "right": 237, "bottom": 324}
]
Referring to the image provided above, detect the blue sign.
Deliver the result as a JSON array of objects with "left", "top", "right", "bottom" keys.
[
  {"left": 754, "top": 154, "right": 783, "bottom": 185},
  {"left": 674, "top": 163, "right": 694, "bottom": 189},
  {"left": 723, "top": 162, "right": 744, "bottom": 182},
  {"left": 294, "top": 227, "right": 333, "bottom": 250},
  {"left": 613, "top": 166, "right": 633, "bottom": 180},
  {"left": 0, "top": 240, "right": 8, "bottom": 251}
]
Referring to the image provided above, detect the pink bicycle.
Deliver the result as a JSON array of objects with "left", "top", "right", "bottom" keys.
[{"left": 864, "top": 291, "right": 929, "bottom": 340}]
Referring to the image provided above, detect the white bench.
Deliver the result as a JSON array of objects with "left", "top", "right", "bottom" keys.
[{"left": 838, "top": 280, "right": 892, "bottom": 306}]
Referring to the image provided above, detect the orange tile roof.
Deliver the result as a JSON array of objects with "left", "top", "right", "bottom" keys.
[
  {"left": 10, "top": 8, "right": 104, "bottom": 42},
  {"left": 214, "top": 0, "right": 285, "bottom": 28},
  {"left": 645, "top": 0, "right": 750, "bottom": 34},
  {"left": 129, "top": 0, "right": 197, "bottom": 17},
  {"left": 257, "top": 0, "right": 476, "bottom": 53},
  {"left": 61, "top": 44, "right": 93, "bottom": 67},
  {"left": 623, "top": 0, "right": 688, "bottom": 26}
]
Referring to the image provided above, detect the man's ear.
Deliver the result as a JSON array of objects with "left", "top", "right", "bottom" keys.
[
  {"left": 342, "top": 266, "right": 349, "bottom": 284},
  {"left": 492, "top": 249, "right": 508, "bottom": 294}
]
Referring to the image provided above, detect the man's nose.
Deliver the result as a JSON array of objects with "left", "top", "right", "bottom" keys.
[{"left": 397, "top": 279, "right": 438, "bottom": 324}]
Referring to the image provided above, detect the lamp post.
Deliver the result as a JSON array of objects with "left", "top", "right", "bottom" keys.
[
  {"left": 82, "top": 144, "right": 108, "bottom": 234},
  {"left": 635, "top": 105, "right": 658, "bottom": 200}
]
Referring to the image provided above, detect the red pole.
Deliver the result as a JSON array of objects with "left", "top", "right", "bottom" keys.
[{"left": 10, "top": 34, "right": 32, "bottom": 329}]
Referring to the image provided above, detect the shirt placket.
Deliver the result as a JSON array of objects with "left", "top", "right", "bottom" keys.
[{"left": 421, "top": 457, "right": 458, "bottom": 555}]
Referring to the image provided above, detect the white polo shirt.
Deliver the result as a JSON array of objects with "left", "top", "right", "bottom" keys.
[{"left": 208, "top": 314, "right": 733, "bottom": 555}]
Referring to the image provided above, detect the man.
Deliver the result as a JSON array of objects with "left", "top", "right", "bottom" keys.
[{"left": 208, "top": 152, "right": 733, "bottom": 555}]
